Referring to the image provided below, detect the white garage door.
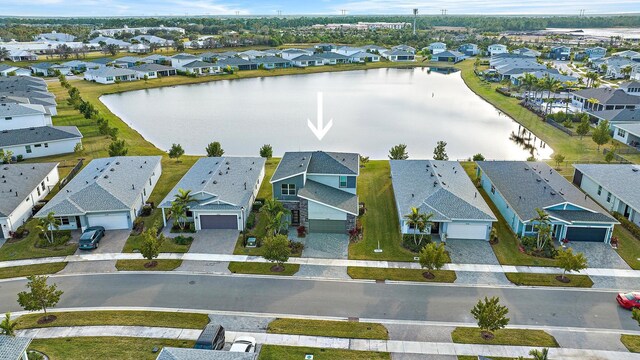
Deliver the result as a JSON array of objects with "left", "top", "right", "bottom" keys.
[
  {"left": 87, "top": 213, "right": 130, "bottom": 230},
  {"left": 447, "top": 223, "right": 488, "bottom": 240}
]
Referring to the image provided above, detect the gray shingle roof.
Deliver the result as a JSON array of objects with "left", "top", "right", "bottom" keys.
[
  {"left": 37, "top": 156, "right": 161, "bottom": 217},
  {"left": 271, "top": 151, "right": 359, "bottom": 183},
  {"left": 434, "top": 50, "right": 465, "bottom": 58},
  {"left": 545, "top": 209, "right": 616, "bottom": 223},
  {"left": 85, "top": 67, "right": 137, "bottom": 78},
  {"left": 297, "top": 179, "right": 358, "bottom": 215},
  {"left": 0, "top": 335, "right": 32, "bottom": 360},
  {"left": 615, "top": 123, "right": 640, "bottom": 136},
  {"left": 172, "top": 53, "right": 199, "bottom": 60},
  {"left": 0, "top": 103, "right": 46, "bottom": 117},
  {"left": 588, "top": 108, "right": 640, "bottom": 122},
  {"left": 390, "top": 160, "right": 496, "bottom": 222},
  {"left": 129, "top": 63, "right": 176, "bottom": 72},
  {"left": 252, "top": 56, "right": 291, "bottom": 65},
  {"left": 316, "top": 52, "right": 349, "bottom": 60},
  {"left": 159, "top": 157, "right": 266, "bottom": 209},
  {"left": 215, "top": 57, "right": 252, "bottom": 66},
  {"left": 0, "top": 125, "right": 82, "bottom": 147},
  {"left": 0, "top": 163, "right": 58, "bottom": 217},
  {"left": 183, "top": 60, "right": 217, "bottom": 68},
  {"left": 477, "top": 161, "right": 615, "bottom": 223},
  {"left": 572, "top": 88, "right": 640, "bottom": 105},
  {"left": 573, "top": 164, "right": 640, "bottom": 213},
  {"left": 157, "top": 347, "right": 257, "bottom": 360}
]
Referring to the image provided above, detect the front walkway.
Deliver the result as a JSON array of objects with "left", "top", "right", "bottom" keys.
[{"left": 61, "top": 230, "right": 129, "bottom": 274}]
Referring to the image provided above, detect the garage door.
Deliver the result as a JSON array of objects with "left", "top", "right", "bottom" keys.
[
  {"left": 308, "top": 219, "right": 346, "bottom": 234},
  {"left": 200, "top": 215, "right": 238, "bottom": 230},
  {"left": 446, "top": 223, "right": 488, "bottom": 240},
  {"left": 87, "top": 213, "right": 130, "bottom": 230},
  {"left": 565, "top": 227, "right": 607, "bottom": 242}
]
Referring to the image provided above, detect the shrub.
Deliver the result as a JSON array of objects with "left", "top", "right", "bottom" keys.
[
  {"left": 297, "top": 225, "right": 307, "bottom": 238},
  {"left": 402, "top": 233, "right": 432, "bottom": 253},
  {"left": 613, "top": 212, "right": 640, "bottom": 239},
  {"left": 252, "top": 199, "right": 264, "bottom": 212},
  {"left": 35, "top": 231, "right": 72, "bottom": 248},
  {"left": 12, "top": 226, "right": 28, "bottom": 239},
  {"left": 132, "top": 217, "right": 144, "bottom": 235},
  {"left": 289, "top": 240, "right": 304, "bottom": 255},
  {"left": 246, "top": 212, "right": 256, "bottom": 229},
  {"left": 16, "top": 155, "right": 24, "bottom": 162},
  {"left": 520, "top": 236, "right": 557, "bottom": 258},
  {"left": 139, "top": 205, "right": 153, "bottom": 217},
  {"left": 174, "top": 235, "right": 193, "bottom": 245}
]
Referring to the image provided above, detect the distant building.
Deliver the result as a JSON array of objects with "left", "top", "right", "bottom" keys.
[
  {"left": 93, "top": 25, "right": 185, "bottom": 37},
  {"left": 488, "top": 44, "right": 508, "bottom": 56}
]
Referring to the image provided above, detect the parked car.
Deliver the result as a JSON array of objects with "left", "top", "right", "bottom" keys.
[
  {"left": 617, "top": 292, "right": 640, "bottom": 310},
  {"left": 194, "top": 324, "right": 225, "bottom": 350},
  {"left": 78, "top": 226, "right": 105, "bottom": 250},
  {"left": 229, "top": 336, "right": 256, "bottom": 353}
]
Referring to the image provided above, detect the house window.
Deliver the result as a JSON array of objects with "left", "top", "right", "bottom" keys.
[
  {"left": 143, "top": 188, "right": 146, "bottom": 197},
  {"left": 490, "top": 185, "right": 496, "bottom": 194},
  {"left": 607, "top": 192, "right": 612, "bottom": 203},
  {"left": 58, "top": 217, "right": 70, "bottom": 225},
  {"left": 339, "top": 176, "right": 348, "bottom": 188},
  {"left": 44, "top": 143, "right": 48, "bottom": 148},
  {"left": 281, "top": 183, "right": 296, "bottom": 196},
  {"left": 525, "top": 224, "right": 535, "bottom": 233},
  {"left": 41, "top": 181, "right": 45, "bottom": 191},
  {"left": 5, "top": 117, "right": 12, "bottom": 120},
  {"left": 597, "top": 185, "right": 602, "bottom": 196},
  {"left": 37, "top": 187, "right": 41, "bottom": 196},
  {"left": 106, "top": 76, "right": 113, "bottom": 81},
  {"left": 25, "top": 145, "right": 32, "bottom": 153},
  {"left": 34, "top": 144, "right": 42, "bottom": 148},
  {"left": 617, "top": 128, "right": 627, "bottom": 137}
]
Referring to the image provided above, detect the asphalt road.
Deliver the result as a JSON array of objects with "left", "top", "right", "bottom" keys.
[{"left": 0, "top": 273, "right": 635, "bottom": 331}]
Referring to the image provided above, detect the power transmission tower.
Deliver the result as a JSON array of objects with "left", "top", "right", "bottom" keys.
[{"left": 413, "top": 8, "right": 418, "bottom": 36}]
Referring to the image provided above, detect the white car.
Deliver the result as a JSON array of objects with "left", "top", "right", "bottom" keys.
[{"left": 229, "top": 336, "right": 256, "bottom": 353}]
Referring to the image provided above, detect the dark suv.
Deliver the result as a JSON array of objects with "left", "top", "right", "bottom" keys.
[
  {"left": 194, "top": 324, "right": 225, "bottom": 350},
  {"left": 79, "top": 226, "right": 105, "bottom": 250}
]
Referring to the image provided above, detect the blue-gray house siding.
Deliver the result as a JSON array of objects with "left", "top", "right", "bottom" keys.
[{"left": 272, "top": 175, "right": 305, "bottom": 201}]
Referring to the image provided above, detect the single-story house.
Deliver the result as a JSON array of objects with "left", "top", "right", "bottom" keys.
[
  {"left": 252, "top": 56, "right": 292, "bottom": 69},
  {"left": 349, "top": 51, "right": 380, "bottom": 63},
  {"left": 270, "top": 151, "right": 359, "bottom": 233},
  {"left": 426, "top": 42, "right": 447, "bottom": 54},
  {"left": 29, "top": 62, "right": 71, "bottom": 76},
  {"left": 585, "top": 47, "right": 607, "bottom": 60},
  {"left": 0, "top": 335, "right": 32, "bottom": 360},
  {"left": 129, "top": 63, "right": 177, "bottom": 78},
  {"left": 488, "top": 44, "right": 508, "bottom": 56},
  {"left": 612, "top": 123, "right": 640, "bottom": 149},
  {"left": 129, "top": 43, "right": 150, "bottom": 53},
  {"left": 314, "top": 43, "right": 337, "bottom": 52},
  {"left": 477, "top": 161, "right": 618, "bottom": 243},
  {"left": 140, "top": 54, "right": 171, "bottom": 65},
  {"left": 571, "top": 88, "right": 640, "bottom": 111},
  {"left": 36, "top": 32, "right": 76, "bottom": 42},
  {"left": 592, "top": 56, "right": 639, "bottom": 79},
  {"left": 381, "top": 49, "right": 415, "bottom": 62},
  {"left": 458, "top": 43, "right": 479, "bottom": 56},
  {"left": 159, "top": 157, "right": 266, "bottom": 231},
  {"left": 171, "top": 53, "right": 203, "bottom": 70},
  {"left": 0, "top": 64, "right": 31, "bottom": 77},
  {"left": 573, "top": 164, "right": 640, "bottom": 227},
  {"left": 280, "top": 48, "right": 314, "bottom": 60},
  {"left": 390, "top": 160, "right": 496, "bottom": 240},
  {"left": 392, "top": 44, "right": 416, "bottom": 54},
  {"left": 84, "top": 67, "right": 139, "bottom": 84},
  {"left": 290, "top": 54, "right": 323, "bottom": 67},
  {"left": 238, "top": 50, "right": 266, "bottom": 60},
  {"left": 0, "top": 103, "right": 51, "bottom": 131},
  {"left": 587, "top": 108, "right": 640, "bottom": 126},
  {"left": 6, "top": 50, "right": 38, "bottom": 62},
  {"left": 620, "top": 81, "right": 640, "bottom": 96},
  {"left": 36, "top": 156, "right": 162, "bottom": 231},
  {"left": 433, "top": 50, "right": 465, "bottom": 63},
  {"left": 215, "top": 57, "right": 258, "bottom": 71},
  {"left": 512, "top": 47, "right": 541, "bottom": 57},
  {"left": 0, "top": 163, "right": 59, "bottom": 239},
  {"left": 111, "top": 56, "right": 141, "bottom": 68},
  {"left": 132, "top": 35, "right": 172, "bottom": 46},
  {"left": 0, "top": 92, "right": 56, "bottom": 116},
  {"left": 89, "top": 36, "right": 131, "bottom": 49},
  {"left": 511, "top": 70, "right": 577, "bottom": 86},
  {"left": 316, "top": 52, "right": 350, "bottom": 65},
  {"left": 0, "top": 125, "right": 82, "bottom": 159},
  {"left": 182, "top": 60, "right": 220, "bottom": 75},
  {"left": 612, "top": 50, "right": 640, "bottom": 59},
  {"left": 157, "top": 347, "right": 257, "bottom": 360},
  {"left": 361, "top": 45, "right": 387, "bottom": 54}
]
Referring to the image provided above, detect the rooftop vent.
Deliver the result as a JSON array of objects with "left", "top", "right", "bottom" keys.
[
  {"left": 213, "top": 180, "right": 217, "bottom": 184},
  {"left": 433, "top": 181, "right": 438, "bottom": 187},
  {"left": 209, "top": 170, "right": 213, "bottom": 174},
  {"left": 110, "top": 168, "right": 115, "bottom": 172},
  {"left": 219, "top": 171, "right": 222, "bottom": 175},
  {"left": 536, "top": 178, "right": 542, "bottom": 182},
  {"left": 633, "top": 168, "right": 639, "bottom": 172},
  {"left": 550, "top": 191, "right": 556, "bottom": 196},
  {"left": 201, "top": 180, "right": 206, "bottom": 184},
  {"left": 104, "top": 175, "right": 109, "bottom": 179}
]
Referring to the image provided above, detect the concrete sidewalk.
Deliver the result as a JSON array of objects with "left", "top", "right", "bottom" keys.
[
  {"left": 2, "top": 251, "right": 640, "bottom": 278},
  {"left": 16, "top": 325, "right": 639, "bottom": 360}
]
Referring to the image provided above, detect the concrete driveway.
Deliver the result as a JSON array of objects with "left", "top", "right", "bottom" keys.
[
  {"left": 291, "top": 231, "right": 349, "bottom": 259},
  {"left": 566, "top": 242, "right": 630, "bottom": 270},
  {"left": 443, "top": 239, "right": 500, "bottom": 265},
  {"left": 176, "top": 229, "right": 239, "bottom": 274},
  {"left": 61, "top": 230, "right": 131, "bottom": 274}
]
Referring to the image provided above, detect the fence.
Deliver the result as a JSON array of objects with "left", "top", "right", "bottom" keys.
[
  {"left": 59, "top": 159, "right": 84, "bottom": 189},
  {"left": 545, "top": 117, "right": 576, "bottom": 136},
  {"left": 602, "top": 149, "right": 632, "bottom": 164}
]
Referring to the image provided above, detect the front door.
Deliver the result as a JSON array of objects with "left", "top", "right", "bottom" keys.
[
  {"left": 430, "top": 222, "right": 440, "bottom": 234},
  {"left": 291, "top": 210, "right": 300, "bottom": 226},
  {"left": 624, "top": 205, "right": 631, "bottom": 218}
]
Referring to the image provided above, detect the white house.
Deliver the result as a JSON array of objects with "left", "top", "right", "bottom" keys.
[
  {"left": 170, "top": 53, "right": 203, "bottom": 70},
  {"left": 0, "top": 163, "right": 59, "bottom": 239},
  {"left": 0, "top": 64, "right": 31, "bottom": 77},
  {"left": 612, "top": 123, "right": 640, "bottom": 149},
  {"left": 0, "top": 125, "right": 82, "bottom": 159},
  {"left": 159, "top": 157, "right": 266, "bottom": 231},
  {"left": 128, "top": 43, "right": 150, "bottom": 54},
  {"left": 36, "top": 156, "right": 162, "bottom": 231},
  {"left": 89, "top": 36, "right": 131, "bottom": 49},
  {"left": 426, "top": 42, "right": 447, "bottom": 54},
  {"left": 332, "top": 46, "right": 363, "bottom": 57},
  {"left": 381, "top": 49, "right": 415, "bottom": 62},
  {"left": 488, "top": 44, "right": 508, "bottom": 56},
  {"left": 84, "top": 67, "right": 138, "bottom": 84},
  {"left": 0, "top": 103, "right": 51, "bottom": 131},
  {"left": 280, "top": 48, "right": 314, "bottom": 60},
  {"left": 290, "top": 55, "right": 323, "bottom": 67},
  {"left": 349, "top": 51, "right": 380, "bottom": 63}
]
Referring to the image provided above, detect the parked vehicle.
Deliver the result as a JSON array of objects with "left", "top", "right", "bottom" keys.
[
  {"left": 229, "top": 336, "right": 256, "bottom": 353},
  {"left": 617, "top": 292, "right": 640, "bottom": 310},
  {"left": 194, "top": 324, "right": 225, "bottom": 350},
  {"left": 78, "top": 226, "right": 105, "bottom": 250}
]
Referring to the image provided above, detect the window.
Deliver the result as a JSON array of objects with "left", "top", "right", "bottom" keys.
[
  {"left": 4, "top": 117, "right": 12, "bottom": 120},
  {"left": 339, "top": 176, "right": 348, "bottom": 188},
  {"left": 617, "top": 128, "right": 627, "bottom": 137},
  {"left": 34, "top": 144, "right": 42, "bottom": 148},
  {"left": 106, "top": 76, "right": 113, "bottom": 81},
  {"left": 41, "top": 181, "right": 45, "bottom": 191},
  {"left": 25, "top": 145, "right": 31, "bottom": 153},
  {"left": 490, "top": 185, "right": 496, "bottom": 194},
  {"left": 143, "top": 188, "right": 146, "bottom": 197},
  {"left": 525, "top": 224, "right": 534, "bottom": 233},
  {"left": 597, "top": 185, "right": 602, "bottom": 196},
  {"left": 44, "top": 143, "right": 48, "bottom": 148},
  {"left": 607, "top": 192, "right": 612, "bottom": 203},
  {"left": 58, "top": 217, "right": 70, "bottom": 225},
  {"left": 281, "top": 183, "right": 296, "bottom": 196},
  {"left": 149, "top": 178, "right": 152, "bottom": 186},
  {"left": 37, "top": 187, "right": 41, "bottom": 196}
]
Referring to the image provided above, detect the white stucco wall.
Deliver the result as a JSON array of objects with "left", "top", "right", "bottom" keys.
[
  {"left": 2, "top": 138, "right": 81, "bottom": 159},
  {"left": 0, "top": 112, "right": 50, "bottom": 131}
]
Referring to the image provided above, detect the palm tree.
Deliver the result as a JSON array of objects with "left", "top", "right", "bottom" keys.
[
  {"left": 621, "top": 65, "right": 633, "bottom": 79},
  {"left": 36, "top": 212, "right": 60, "bottom": 244},
  {"left": 521, "top": 73, "right": 537, "bottom": 105},
  {"left": 0, "top": 313, "right": 17, "bottom": 336},
  {"left": 532, "top": 208, "right": 552, "bottom": 251},
  {"left": 172, "top": 189, "right": 195, "bottom": 230},
  {"left": 0, "top": 47, "right": 9, "bottom": 61},
  {"left": 586, "top": 97, "right": 600, "bottom": 111},
  {"left": 405, "top": 208, "right": 430, "bottom": 246},
  {"left": 174, "top": 189, "right": 195, "bottom": 206},
  {"left": 529, "top": 348, "right": 549, "bottom": 360},
  {"left": 260, "top": 199, "right": 290, "bottom": 236}
]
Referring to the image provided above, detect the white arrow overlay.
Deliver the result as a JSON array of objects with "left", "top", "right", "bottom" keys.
[{"left": 307, "top": 92, "right": 333, "bottom": 141}]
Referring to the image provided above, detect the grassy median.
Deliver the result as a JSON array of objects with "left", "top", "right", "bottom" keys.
[
  {"left": 115, "top": 259, "right": 182, "bottom": 271},
  {"left": 228, "top": 262, "right": 299, "bottom": 276},
  {"left": 259, "top": 345, "right": 390, "bottom": 360},
  {"left": 267, "top": 318, "right": 388, "bottom": 340},
  {"left": 621, "top": 334, "right": 640, "bottom": 352},
  {"left": 0, "top": 262, "right": 67, "bottom": 279},
  {"left": 506, "top": 273, "right": 593, "bottom": 287},
  {"left": 451, "top": 327, "right": 559, "bottom": 347},
  {"left": 348, "top": 267, "right": 456, "bottom": 283}
]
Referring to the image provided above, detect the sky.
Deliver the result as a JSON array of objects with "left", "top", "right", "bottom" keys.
[{"left": 2, "top": 0, "right": 640, "bottom": 17}]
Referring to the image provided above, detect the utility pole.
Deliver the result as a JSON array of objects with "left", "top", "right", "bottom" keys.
[{"left": 413, "top": 8, "right": 418, "bottom": 36}]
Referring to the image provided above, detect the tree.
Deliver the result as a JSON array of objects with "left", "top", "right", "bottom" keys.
[
  {"left": 605, "top": 147, "right": 616, "bottom": 163},
  {"left": 108, "top": 138, "right": 128, "bottom": 156},
  {"left": 259, "top": 144, "right": 273, "bottom": 159},
  {"left": 168, "top": 143, "right": 185, "bottom": 161},
  {"left": 388, "top": 144, "right": 409, "bottom": 160},
  {"left": 556, "top": 248, "right": 588, "bottom": 282},
  {"left": 552, "top": 153, "right": 565, "bottom": 169},
  {"left": 0, "top": 313, "right": 17, "bottom": 336},
  {"left": 171, "top": 189, "right": 195, "bottom": 230},
  {"left": 262, "top": 234, "right": 291, "bottom": 271},
  {"left": 470, "top": 296, "right": 510, "bottom": 339},
  {"left": 404, "top": 208, "right": 433, "bottom": 247},
  {"left": 472, "top": 153, "right": 485, "bottom": 161},
  {"left": 260, "top": 198, "right": 290, "bottom": 236},
  {"left": 532, "top": 208, "right": 552, "bottom": 252},
  {"left": 36, "top": 212, "right": 60, "bottom": 245},
  {"left": 140, "top": 227, "right": 165, "bottom": 266},
  {"left": 576, "top": 117, "right": 590, "bottom": 140},
  {"left": 418, "top": 242, "right": 447, "bottom": 278},
  {"left": 17, "top": 275, "right": 63, "bottom": 322},
  {"left": 591, "top": 120, "right": 611, "bottom": 152},
  {"left": 529, "top": 348, "right": 549, "bottom": 360},
  {"left": 433, "top": 141, "right": 449, "bottom": 160},
  {"left": 0, "top": 149, "right": 14, "bottom": 164},
  {"left": 205, "top": 142, "right": 224, "bottom": 157}
]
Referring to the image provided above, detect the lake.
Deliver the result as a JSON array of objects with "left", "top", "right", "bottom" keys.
[{"left": 101, "top": 68, "right": 552, "bottom": 160}]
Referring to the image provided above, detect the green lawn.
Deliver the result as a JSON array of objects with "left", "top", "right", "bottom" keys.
[
  {"left": 16, "top": 310, "right": 209, "bottom": 329},
  {"left": 115, "top": 259, "right": 182, "bottom": 271},
  {"left": 29, "top": 337, "right": 194, "bottom": 360},
  {"left": 347, "top": 267, "right": 456, "bottom": 283},
  {"left": 621, "top": 334, "right": 640, "bottom": 353},
  {"left": 228, "top": 262, "right": 300, "bottom": 276},
  {"left": 257, "top": 157, "right": 280, "bottom": 200},
  {"left": 0, "top": 262, "right": 67, "bottom": 279},
  {"left": 505, "top": 273, "right": 593, "bottom": 287},
  {"left": 267, "top": 318, "right": 388, "bottom": 340},
  {"left": 451, "top": 328, "right": 559, "bottom": 347},
  {"left": 349, "top": 161, "right": 416, "bottom": 261},
  {"left": 0, "top": 221, "right": 77, "bottom": 261},
  {"left": 614, "top": 226, "right": 640, "bottom": 270},
  {"left": 259, "top": 345, "right": 390, "bottom": 360}
]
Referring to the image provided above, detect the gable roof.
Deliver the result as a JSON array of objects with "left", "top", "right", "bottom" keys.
[
  {"left": 390, "top": 160, "right": 496, "bottom": 222},
  {"left": 271, "top": 151, "right": 359, "bottom": 183},
  {"left": 252, "top": 56, "right": 291, "bottom": 65},
  {"left": 0, "top": 102, "right": 46, "bottom": 117},
  {"left": 183, "top": 60, "right": 218, "bottom": 68},
  {"left": 572, "top": 88, "right": 640, "bottom": 105},
  {"left": 129, "top": 63, "right": 176, "bottom": 72},
  {"left": 0, "top": 125, "right": 82, "bottom": 147},
  {"left": 574, "top": 164, "right": 640, "bottom": 212},
  {"left": 85, "top": 67, "right": 137, "bottom": 78},
  {"left": 157, "top": 347, "right": 257, "bottom": 360},
  {"left": 298, "top": 179, "right": 358, "bottom": 215},
  {"left": 588, "top": 108, "right": 640, "bottom": 122},
  {"left": 477, "top": 161, "right": 615, "bottom": 223},
  {"left": 37, "top": 156, "right": 161, "bottom": 217},
  {"left": 0, "top": 163, "right": 58, "bottom": 217},
  {"left": 434, "top": 50, "right": 465, "bottom": 58},
  {"left": 159, "top": 157, "right": 265, "bottom": 209}
]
